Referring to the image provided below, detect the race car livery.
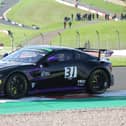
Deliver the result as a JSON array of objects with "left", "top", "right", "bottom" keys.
[{"left": 0, "top": 45, "right": 114, "bottom": 98}]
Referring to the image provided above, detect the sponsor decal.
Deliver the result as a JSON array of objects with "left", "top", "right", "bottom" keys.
[
  {"left": 0, "top": 80, "right": 2, "bottom": 85},
  {"left": 77, "top": 80, "right": 86, "bottom": 86},
  {"left": 31, "top": 82, "right": 36, "bottom": 88},
  {"left": 41, "top": 71, "right": 50, "bottom": 77}
]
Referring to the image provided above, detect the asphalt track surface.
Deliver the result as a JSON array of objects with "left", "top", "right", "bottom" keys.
[
  {"left": 59, "top": 0, "right": 112, "bottom": 14},
  {"left": 0, "top": 0, "right": 19, "bottom": 16},
  {"left": 110, "top": 67, "right": 126, "bottom": 91},
  {"left": 0, "top": 0, "right": 37, "bottom": 29}
]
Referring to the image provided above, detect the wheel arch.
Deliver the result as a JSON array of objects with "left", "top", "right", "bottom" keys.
[
  {"left": 4, "top": 71, "right": 30, "bottom": 94},
  {"left": 85, "top": 67, "right": 111, "bottom": 94},
  {"left": 86, "top": 67, "right": 111, "bottom": 86}
]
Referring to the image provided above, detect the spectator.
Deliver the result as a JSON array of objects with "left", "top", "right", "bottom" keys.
[
  {"left": 64, "top": 17, "right": 67, "bottom": 29},
  {"left": 96, "top": 13, "right": 99, "bottom": 19},
  {"left": 88, "top": 13, "right": 92, "bottom": 21},
  {"left": 92, "top": 13, "right": 95, "bottom": 20},
  {"left": 112, "top": 13, "right": 117, "bottom": 19},
  {"left": 121, "top": 13, "right": 124, "bottom": 20},
  {"left": 74, "top": 0, "right": 79, "bottom": 8},
  {"left": 71, "top": 13, "right": 74, "bottom": 21},
  {"left": 105, "top": 14, "right": 109, "bottom": 20},
  {"left": 68, "top": 18, "right": 72, "bottom": 28},
  {"left": 76, "top": 13, "right": 81, "bottom": 21}
]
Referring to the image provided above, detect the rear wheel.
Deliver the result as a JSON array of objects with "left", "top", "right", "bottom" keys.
[
  {"left": 87, "top": 69, "right": 109, "bottom": 94},
  {"left": 5, "top": 73, "right": 28, "bottom": 99}
]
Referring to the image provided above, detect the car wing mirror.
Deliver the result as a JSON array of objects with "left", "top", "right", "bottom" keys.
[
  {"left": 47, "top": 56, "right": 58, "bottom": 63},
  {"left": 2, "top": 53, "right": 9, "bottom": 58}
]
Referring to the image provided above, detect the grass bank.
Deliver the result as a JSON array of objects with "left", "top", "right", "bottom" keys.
[
  {"left": 52, "top": 21, "right": 126, "bottom": 49},
  {"left": 0, "top": 0, "right": 86, "bottom": 47}
]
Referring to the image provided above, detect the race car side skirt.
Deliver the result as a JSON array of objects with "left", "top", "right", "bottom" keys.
[{"left": 28, "top": 86, "right": 85, "bottom": 95}]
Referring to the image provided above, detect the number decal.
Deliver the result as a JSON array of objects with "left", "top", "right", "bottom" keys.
[{"left": 65, "top": 66, "right": 77, "bottom": 79}]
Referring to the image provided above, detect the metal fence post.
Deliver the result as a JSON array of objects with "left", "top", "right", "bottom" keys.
[
  {"left": 96, "top": 30, "right": 100, "bottom": 49},
  {"left": 58, "top": 32, "right": 62, "bottom": 46},
  {"left": 40, "top": 33, "right": 44, "bottom": 44},
  {"left": 8, "top": 30, "right": 14, "bottom": 52},
  {"left": 116, "top": 30, "right": 120, "bottom": 50},
  {"left": 76, "top": 31, "right": 80, "bottom": 48}
]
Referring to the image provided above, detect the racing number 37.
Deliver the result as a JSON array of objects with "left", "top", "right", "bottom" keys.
[{"left": 65, "top": 66, "right": 77, "bottom": 79}]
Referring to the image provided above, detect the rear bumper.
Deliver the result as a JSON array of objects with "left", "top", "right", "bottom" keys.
[{"left": 110, "top": 74, "right": 114, "bottom": 86}]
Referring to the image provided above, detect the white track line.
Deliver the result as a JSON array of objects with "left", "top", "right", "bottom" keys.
[
  {"left": 0, "top": 97, "right": 56, "bottom": 103},
  {"left": 96, "top": 90, "right": 126, "bottom": 97}
]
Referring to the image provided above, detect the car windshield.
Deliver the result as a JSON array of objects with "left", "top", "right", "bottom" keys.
[{"left": 2, "top": 48, "right": 48, "bottom": 63}]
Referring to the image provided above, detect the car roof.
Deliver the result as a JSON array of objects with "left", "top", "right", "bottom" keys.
[
  {"left": 23, "top": 45, "right": 76, "bottom": 52},
  {"left": 22, "top": 45, "right": 97, "bottom": 59}
]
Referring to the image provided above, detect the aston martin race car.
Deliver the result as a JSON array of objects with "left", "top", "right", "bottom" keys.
[{"left": 0, "top": 45, "right": 114, "bottom": 98}]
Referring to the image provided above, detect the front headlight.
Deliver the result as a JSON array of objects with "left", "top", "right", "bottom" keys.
[
  {"left": 0, "top": 74, "right": 3, "bottom": 78},
  {"left": 0, "top": 80, "right": 2, "bottom": 85}
]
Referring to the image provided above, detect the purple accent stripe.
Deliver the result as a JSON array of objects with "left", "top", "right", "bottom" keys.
[
  {"left": 32, "top": 78, "right": 46, "bottom": 81},
  {"left": 0, "top": 93, "right": 4, "bottom": 96},
  {"left": 29, "top": 86, "right": 84, "bottom": 95},
  {"left": 28, "top": 68, "right": 41, "bottom": 72}
]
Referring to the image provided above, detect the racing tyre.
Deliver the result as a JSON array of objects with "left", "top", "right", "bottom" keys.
[
  {"left": 87, "top": 69, "right": 109, "bottom": 94},
  {"left": 5, "top": 73, "right": 28, "bottom": 99}
]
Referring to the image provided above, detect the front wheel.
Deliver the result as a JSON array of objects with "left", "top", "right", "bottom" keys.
[
  {"left": 87, "top": 69, "right": 109, "bottom": 94},
  {"left": 5, "top": 73, "right": 28, "bottom": 99}
]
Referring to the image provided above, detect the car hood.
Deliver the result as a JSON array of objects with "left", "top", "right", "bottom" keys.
[{"left": 0, "top": 60, "right": 35, "bottom": 70}]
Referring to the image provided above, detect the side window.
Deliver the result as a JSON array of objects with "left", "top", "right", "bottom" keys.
[
  {"left": 56, "top": 53, "right": 65, "bottom": 62},
  {"left": 74, "top": 52, "right": 88, "bottom": 60},
  {"left": 47, "top": 51, "right": 73, "bottom": 63},
  {"left": 75, "top": 52, "right": 81, "bottom": 60},
  {"left": 62, "top": 51, "right": 73, "bottom": 61}
]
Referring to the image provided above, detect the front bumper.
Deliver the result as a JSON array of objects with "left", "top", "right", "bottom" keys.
[{"left": 0, "top": 79, "right": 5, "bottom": 96}]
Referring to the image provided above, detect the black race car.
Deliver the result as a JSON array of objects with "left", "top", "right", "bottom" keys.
[{"left": 0, "top": 45, "right": 114, "bottom": 98}]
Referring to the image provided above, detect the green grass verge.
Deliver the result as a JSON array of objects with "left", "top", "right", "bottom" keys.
[
  {"left": 80, "top": 0, "right": 126, "bottom": 13},
  {"left": 110, "top": 56, "right": 126, "bottom": 67}
]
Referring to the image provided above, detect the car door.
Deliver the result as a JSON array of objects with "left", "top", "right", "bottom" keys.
[
  {"left": 36, "top": 50, "right": 79, "bottom": 91},
  {"left": 73, "top": 51, "right": 92, "bottom": 88}
]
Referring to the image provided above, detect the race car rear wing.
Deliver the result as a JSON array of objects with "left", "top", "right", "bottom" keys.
[{"left": 76, "top": 48, "right": 113, "bottom": 60}]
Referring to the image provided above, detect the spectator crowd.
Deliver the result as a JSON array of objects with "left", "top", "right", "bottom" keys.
[{"left": 63, "top": 12, "right": 126, "bottom": 28}]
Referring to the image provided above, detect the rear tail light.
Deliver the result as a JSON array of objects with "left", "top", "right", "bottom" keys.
[{"left": 109, "top": 63, "right": 112, "bottom": 72}]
